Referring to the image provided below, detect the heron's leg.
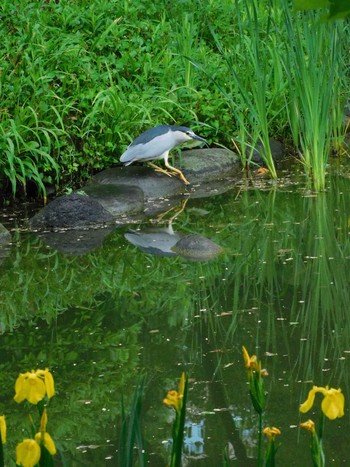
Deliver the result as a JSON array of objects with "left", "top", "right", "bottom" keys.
[
  {"left": 147, "top": 162, "right": 174, "bottom": 178},
  {"left": 164, "top": 161, "right": 190, "bottom": 185}
]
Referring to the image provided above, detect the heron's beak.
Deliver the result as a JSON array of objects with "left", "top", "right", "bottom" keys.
[{"left": 191, "top": 134, "right": 207, "bottom": 143}]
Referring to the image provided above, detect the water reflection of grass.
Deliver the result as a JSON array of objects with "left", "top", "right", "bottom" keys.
[
  {"left": 1, "top": 174, "right": 350, "bottom": 463},
  {"left": 194, "top": 178, "right": 350, "bottom": 382}
]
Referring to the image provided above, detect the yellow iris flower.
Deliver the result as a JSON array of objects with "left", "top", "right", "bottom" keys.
[
  {"left": 163, "top": 372, "right": 185, "bottom": 413},
  {"left": 300, "top": 385, "right": 345, "bottom": 420},
  {"left": 35, "top": 408, "right": 57, "bottom": 455},
  {"left": 263, "top": 426, "right": 281, "bottom": 440},
  {"left": 16, "top": 439, "right": 41, "bottom": 467},
  {"left": 0, "top": 416, "right": 6, "bottom": 444},
  {"left": 300, "top": 419, "right": 315, "bottom": 433},
  {"left": 35, "top": 432, "right": 56, "bottom": 456},
  {"left": 242, "top": 346, "right": 258, "bottom": 370},
  {"left": 14, "top": 369, "right": 55, "bottom": 405}
]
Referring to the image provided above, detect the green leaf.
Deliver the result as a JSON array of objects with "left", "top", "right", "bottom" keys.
[
  {"left": 329, "top": 0, "right": 350, "bottom": 19},
  {"left": 294, "top": 0, "right": 329, "bottom": 9},
  {"left": 294, "top": 0, "right": 350, "bottom": 19}
]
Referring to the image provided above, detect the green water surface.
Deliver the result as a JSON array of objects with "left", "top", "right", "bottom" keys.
[{"left": 0, "top": 170, "right": 350, "bottom": 466}]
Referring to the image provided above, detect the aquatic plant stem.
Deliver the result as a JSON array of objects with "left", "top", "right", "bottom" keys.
[
  {"left": 317, "top": 412, "right": 326, "bottom": 467},
  {"left": 170, "top": 375, "right": 188, "bottom": 467},
  {"left": 257, "top": 412, "right": 263, "bottom": 467},
  {"left": 0, "top": 436, "right": 3, "bottom": 467},
  {"left": 318, "top": 411, "right": 325, "bottom": 440}
]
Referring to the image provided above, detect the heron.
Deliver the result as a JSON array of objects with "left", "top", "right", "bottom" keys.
[{"left": 120, "top": 124, "right": 206, "bottom": 185}]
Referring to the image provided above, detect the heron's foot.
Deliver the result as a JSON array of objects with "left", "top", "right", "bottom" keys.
[
  {"left": 153, "top": 167, "right": 176, "bottom": 178},
  {"left": 179, "top": 174, "right": 190, "bottom": 185},
  {"left": 148, "top": 162, "right": 174, "bottom": 178},
  {"left": 157, "top": 168, "right": 190, "bottom": 185},
  {"left": 148, "top": 162, "right": 190, "bottom": 185}
]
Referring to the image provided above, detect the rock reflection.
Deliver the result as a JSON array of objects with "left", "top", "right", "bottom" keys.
[{"left": 125, "top": 222, "right": 222, "bottom": 262}]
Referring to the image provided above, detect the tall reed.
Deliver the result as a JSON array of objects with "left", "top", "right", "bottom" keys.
[
  {"left": 193, "top": 0, "right": 287, "bottom": 176},
  {"left": 119, "top": 377, "right": 146, "bottom": 467},
  {"left": 282, "top": 5, "right": 345, "bottom": 190}
]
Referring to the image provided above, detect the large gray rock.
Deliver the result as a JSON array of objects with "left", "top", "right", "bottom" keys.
[
  {"left": 81, "top": 183, "right": 144, "bottom": 216},
  {"left": 180, "top": 148, "right": 240, "bottom": 181},
  {"left": 28, "top": 148, "right": 241, "bottom": 233},
  {"left": 29, "top": 193, "right": 114, "bottom": 231},
  {"left": 93, "top": 166, "right": 185, "bottom": 200},
  {"left": 93, "top": 149, "right": 240, "bottom": 197},
  {"left": 248, "top": 138, "right": 285, "bottom": 164}
]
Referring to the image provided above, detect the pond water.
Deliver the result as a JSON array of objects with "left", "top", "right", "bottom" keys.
[{"left": 1, "top": 164, "right": 350, "bottom": 466}]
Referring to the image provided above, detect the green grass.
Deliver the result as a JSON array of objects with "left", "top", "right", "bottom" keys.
[
  {"left": 0, "top": 0, "right": 349, "bottom": 197},
  {"left": 282, "top": 5, "right": 344, "bottom": 190}
]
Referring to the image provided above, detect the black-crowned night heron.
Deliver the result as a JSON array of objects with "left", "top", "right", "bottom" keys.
[{"left": 120, "top": 124, "right": 206, "bottom": 185}]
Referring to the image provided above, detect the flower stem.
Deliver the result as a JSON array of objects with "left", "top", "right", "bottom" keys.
[
  {"left": 257, "top": 412, "right": 263, "bottom": 467},
  {"left": 0, "top": 436, "right": 4, "bottom": 467}
]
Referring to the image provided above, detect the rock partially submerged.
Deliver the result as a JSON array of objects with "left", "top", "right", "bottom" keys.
[
  {"left": 248, "top": 138, "right": 285, "bottom": 164},
  {"left": 30, "top": 148, "right": 241, "bottom": 231},
  {"left": 30, "top": 193, "right": 113, "bottom": 231},
  {"left": 180, "top": 148, "right": 240, "bottom": 181},
  {"left": 81, "top": 183, "right": 144, "bottom": 216},
  {"left": 93, "top": 166, "right": 185, "bottom": 200},
  {"left": 93, "top": 148, "right": 240, "bottom": 198}
]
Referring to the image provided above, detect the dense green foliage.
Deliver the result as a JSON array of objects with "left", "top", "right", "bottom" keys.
[{"left": 0, "top": 0, "right": 349, "bottom": 195}]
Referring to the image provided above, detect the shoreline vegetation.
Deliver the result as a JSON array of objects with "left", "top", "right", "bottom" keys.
[{"left": 0, "top": 0, "right": 349, "bottom": 199}]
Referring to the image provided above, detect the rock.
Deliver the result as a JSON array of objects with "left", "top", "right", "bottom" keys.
[
  {"left": 180, "top": 148, "right": 240, "bottom": 181},
  {"left": 80, "top": 183, "right": 144, "bottom": 217},
  {"left": 172, "top": 234, "right": 223, "bottom": 261},
  {"left": 29, "top": 193, "right": 114, "bottom": 231},
  {"left": 248, "top": 138, "right": 285, "bottom": 164},
  {"left": 93, "top": 166, "right": 186, "bottom": 200},
  {"left": 28, "top": 149, "right": 241, "bottom": 232}
]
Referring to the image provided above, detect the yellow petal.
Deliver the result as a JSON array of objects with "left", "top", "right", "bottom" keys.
[
  {"left": 35, "top": 432, "right": 57, "bottom": 456},
  {"left": 44, "top": 369, "right": 55, "bottom": 399},
  {"left": 321, "top": 388, "right": 345, "bottom": 420},
  {"left": 300, "top": 419, "right": 315, "bottom": 433},
  {"left": 300, "top": 386, "right": 317, "bottom": 413},
  {"left": 163, "top": 390, "right": 181, "bottom": 410},
  {"left": 14, "top": 373, "right": 27, "bottom": 403},
  {"left": 242, "top": 346, "right": 250, "bottom": 368},
  {"left": 16, "top": 439, "right": 41, "bottom": 467},
  {"left": 26, "top": 374, "right": 46, "bottom": 405},
  {"left": 0, "top": 416, "right": 6, "bottom": 444},
  {"left": 242, "top": 346, "right": 258, "bottom": 370},
  {"left": 263, "top": 426, "right": 281, "bottom": 440}
]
